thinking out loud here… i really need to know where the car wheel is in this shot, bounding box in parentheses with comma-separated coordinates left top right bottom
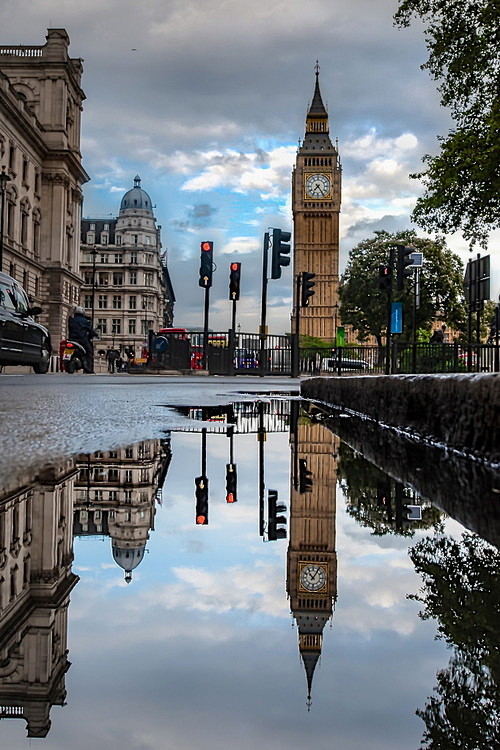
(33, 339, 51, 374)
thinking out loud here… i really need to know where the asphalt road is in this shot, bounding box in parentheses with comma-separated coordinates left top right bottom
(0, 373, 299, 488)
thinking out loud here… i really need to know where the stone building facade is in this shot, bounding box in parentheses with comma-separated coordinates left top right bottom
(80, 177, 174, 359)
(0, 29, 88, 345)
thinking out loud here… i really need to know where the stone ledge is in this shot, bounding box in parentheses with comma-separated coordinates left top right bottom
(301, 373, 499, 464)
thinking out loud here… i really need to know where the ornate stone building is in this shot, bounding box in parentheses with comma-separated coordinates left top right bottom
(292, 66, 342, 339)
(287, 414, 338, 704)
(0, 462, 78, 737)
(80, 177, 174, 358)
(0, 29, 88, 345)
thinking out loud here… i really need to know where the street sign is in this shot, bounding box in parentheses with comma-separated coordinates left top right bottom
(410, 252, 423, 267)
(391, 302, 403, 334)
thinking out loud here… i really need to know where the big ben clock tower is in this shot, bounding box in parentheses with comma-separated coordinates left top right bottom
(287, 411, 338, 705)
(292, 64, 342, 339)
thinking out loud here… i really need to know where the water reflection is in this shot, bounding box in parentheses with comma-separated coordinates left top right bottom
(0, 398, 498, 747)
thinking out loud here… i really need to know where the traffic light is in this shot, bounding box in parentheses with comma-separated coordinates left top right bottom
(298, 458, 313, 493)
(199, 241, 213, 288)
(271, 228, 291, 279)
(195, 475, 209, 524)
(301, 271, 316, 307)
(225, 463, 237, 503)
(378, 265, 392, 291)
(229, 262, 241, 301)
(396, 245, 414, 291)
(268, 489, 287, 541)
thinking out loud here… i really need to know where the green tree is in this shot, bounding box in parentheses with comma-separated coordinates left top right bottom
(409, 533, 500, 748)
(394, 0, 500, 247)
(339, 230, 466, 343)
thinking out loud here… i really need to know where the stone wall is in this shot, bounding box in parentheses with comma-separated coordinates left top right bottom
(301, 373, 499, 464)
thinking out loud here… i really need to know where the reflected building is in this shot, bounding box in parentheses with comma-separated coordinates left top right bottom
(287, 416, 338, 705)
(0, 461, 78, 737)
(73, 440, 171, 582)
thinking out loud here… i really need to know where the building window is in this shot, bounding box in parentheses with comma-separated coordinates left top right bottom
(129, 295, 136, 309)
(84, 294, 93, 308)
(145, 236, 151, 245)
(90, 223, 95, 230)
(101, 234, 108, 245)
(100, 254, 108, 263)
(112, 318, 121, 335)
(131, 234, 138, 244)
(130, 271, 137, 285)
(142, 320, 152, 335)
(113, 272, 123, 286)
(98, 295, 107, 309)
(112, 295, 122, 309)
(144, 272, 153, 286)
(97, 318, 107, 333)
(22, 158, 29, 184)
(130, 251, 137, 264)
(98, 273, 109, 286)
(145, 253, 153, 264)
(116, 234, 122, 245)
(87, 233, 94, 245)
(84, 271, 93, 285)
(125, 469, 133, 483)
(128, 319, 136, 334)
(115, 254, 123, 264)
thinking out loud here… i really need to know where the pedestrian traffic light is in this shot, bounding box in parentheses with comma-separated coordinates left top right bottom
(268, 489, 287, 541)
(271, 228, 291, 279)
(199, 241, 213, 288)
(226, 462, 237, 503)
(298, 458, 313, 493)
(195, 475, 209, 524)
(378, 265, 392, 291)
(396, 245, 414, 290)
(229, 262, 241, 301)
(301, 271, 316, 307)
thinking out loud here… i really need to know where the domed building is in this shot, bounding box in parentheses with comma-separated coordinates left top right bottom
(79, 176, 175, 364)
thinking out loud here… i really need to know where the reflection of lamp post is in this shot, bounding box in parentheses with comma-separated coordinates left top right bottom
(90, 247, 98, 330)
(0, 166, 12, 274)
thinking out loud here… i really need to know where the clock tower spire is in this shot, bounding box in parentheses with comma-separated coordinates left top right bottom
(292, 64, 342, 340)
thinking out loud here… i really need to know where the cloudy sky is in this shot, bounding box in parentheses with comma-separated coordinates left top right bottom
(2, 0, 498, 332)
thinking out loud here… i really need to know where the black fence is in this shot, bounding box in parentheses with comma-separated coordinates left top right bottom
(141, 331, 499, 377)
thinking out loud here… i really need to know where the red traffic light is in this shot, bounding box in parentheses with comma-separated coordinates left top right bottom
(226, 493, 235, 503)
(230, 262, 239, 271)
(201, 241, 212, 252)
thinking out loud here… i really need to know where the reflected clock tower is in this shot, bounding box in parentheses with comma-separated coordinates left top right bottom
(287, 412, 339, 704)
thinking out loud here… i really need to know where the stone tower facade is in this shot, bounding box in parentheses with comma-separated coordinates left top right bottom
(292, 66, 341, 340)
(287, 415, 338, 704)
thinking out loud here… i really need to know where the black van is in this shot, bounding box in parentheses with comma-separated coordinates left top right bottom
(0, 272, 51, 373)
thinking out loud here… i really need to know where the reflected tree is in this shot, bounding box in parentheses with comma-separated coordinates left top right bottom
(409, 533, 500, 749)
(338, 443, 441, 537)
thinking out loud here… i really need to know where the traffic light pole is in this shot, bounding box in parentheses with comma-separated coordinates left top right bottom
(385, 246, 395, 375)
(202, 286, 210, 370)
(291, 274, 301, 378)
(259, 232, 269, 377)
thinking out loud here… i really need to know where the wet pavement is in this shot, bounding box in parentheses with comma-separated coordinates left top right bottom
(0, 379, 498, 749)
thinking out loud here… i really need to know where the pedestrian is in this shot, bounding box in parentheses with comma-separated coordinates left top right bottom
(116, 356, 124, 373)
(106, 348, 118, 373)
(68, 306, 99, 373)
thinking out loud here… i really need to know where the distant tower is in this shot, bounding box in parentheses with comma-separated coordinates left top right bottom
(287, 415, 338, 705)
(292, 63, 342, 339)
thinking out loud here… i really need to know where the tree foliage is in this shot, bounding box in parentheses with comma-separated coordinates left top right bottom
(409, 533, 500, 748)
(339, 230, 466, 343)
(394, 0, 500, 247)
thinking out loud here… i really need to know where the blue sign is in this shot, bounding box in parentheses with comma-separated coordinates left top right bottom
(391, 302, 403, 334)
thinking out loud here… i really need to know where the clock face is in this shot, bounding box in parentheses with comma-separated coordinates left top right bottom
(299, 563, 327, 592)
(305, 173, 331, 199)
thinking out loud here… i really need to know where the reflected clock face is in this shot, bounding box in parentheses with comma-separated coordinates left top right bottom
(305, 173, 331, 198)
(299, 563, 327, 592)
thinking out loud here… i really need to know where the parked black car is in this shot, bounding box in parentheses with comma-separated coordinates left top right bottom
(0, 272, 51, 373)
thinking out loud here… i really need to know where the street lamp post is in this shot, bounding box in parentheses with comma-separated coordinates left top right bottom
(0, 166, 12, 274)
(333, 301, 339, 345)
(90, 247, 98, 330)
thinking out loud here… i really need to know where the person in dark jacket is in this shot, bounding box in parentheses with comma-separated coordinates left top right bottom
(68, 306, 98, 373)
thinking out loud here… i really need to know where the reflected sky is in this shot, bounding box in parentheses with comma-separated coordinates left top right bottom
(0, 399, 497, 749)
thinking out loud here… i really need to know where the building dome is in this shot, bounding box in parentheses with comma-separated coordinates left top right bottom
(119, 175, 154, 215)
(112, 543, 146, 583)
